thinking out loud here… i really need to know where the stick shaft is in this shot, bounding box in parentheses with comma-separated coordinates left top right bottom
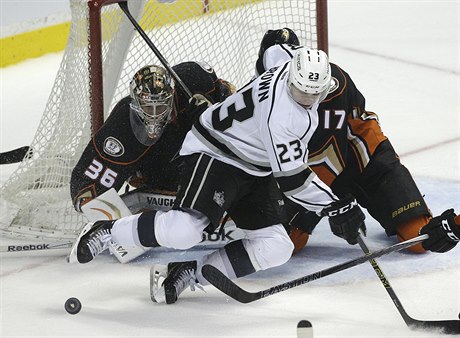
(203, 234, 428, 303)
(118, 1, 193, 99)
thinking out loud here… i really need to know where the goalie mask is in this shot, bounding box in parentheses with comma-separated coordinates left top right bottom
(287, 48, 331, 108)
(129, 65, 174, 146)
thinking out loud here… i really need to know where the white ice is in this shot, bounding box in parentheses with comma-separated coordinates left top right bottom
(1, 1, 459, 337)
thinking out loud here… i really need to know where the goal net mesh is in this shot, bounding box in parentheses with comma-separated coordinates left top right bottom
(0, 0, 326, 241)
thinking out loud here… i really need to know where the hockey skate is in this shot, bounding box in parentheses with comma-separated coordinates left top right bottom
(67, 220, 115, 264)
(150, 260, 202, 304)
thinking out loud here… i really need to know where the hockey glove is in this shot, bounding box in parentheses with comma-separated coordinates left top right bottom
(189, 94, 211, 108)
(322, 194, 366, 245)
(420, 209, 460, 253)
(188, 101, 210, 124)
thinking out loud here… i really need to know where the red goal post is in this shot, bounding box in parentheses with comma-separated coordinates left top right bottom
(0, 0, 328, 242)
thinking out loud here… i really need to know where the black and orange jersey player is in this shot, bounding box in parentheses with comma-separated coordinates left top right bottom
(256, 28, 460, 254)
(70, 62, 234, 213)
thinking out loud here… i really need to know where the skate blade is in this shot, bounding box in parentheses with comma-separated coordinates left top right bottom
(150, 264, 167, 303)
(66, 222, 94, 264)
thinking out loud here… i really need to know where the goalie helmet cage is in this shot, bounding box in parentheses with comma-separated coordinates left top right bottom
(0, 0, 328, 242)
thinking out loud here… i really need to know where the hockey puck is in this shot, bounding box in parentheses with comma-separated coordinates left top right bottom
(65, 297, 82, 315)
(297, 320, 313, 338)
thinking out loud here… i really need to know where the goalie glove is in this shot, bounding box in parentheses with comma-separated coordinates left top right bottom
(258, 28, 300, 60)
(322, 194, 366, 245)
(189, 93, 211, 108)
(187, 101, 210, 125)
(420, 209, 460, 253)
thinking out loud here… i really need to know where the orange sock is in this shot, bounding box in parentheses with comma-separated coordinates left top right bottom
(396, 215, 431, 253)
(289, 228, 309, 255)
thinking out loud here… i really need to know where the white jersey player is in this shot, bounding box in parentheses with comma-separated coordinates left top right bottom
(68, 47, 367, 305)
(181, 49, 336, 214)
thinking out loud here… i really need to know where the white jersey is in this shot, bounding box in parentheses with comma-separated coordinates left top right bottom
(180, 62, 338, 213)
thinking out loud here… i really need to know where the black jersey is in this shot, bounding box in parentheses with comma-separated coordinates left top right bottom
(70, 62, 231, 211)
(258, 44, 388, 186)
(259, 44, 429, 234)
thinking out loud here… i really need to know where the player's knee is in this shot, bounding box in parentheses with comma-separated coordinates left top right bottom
(246, 224, 294, 269)
(154, 209, 209, 250)
(396, 215, 430, 254)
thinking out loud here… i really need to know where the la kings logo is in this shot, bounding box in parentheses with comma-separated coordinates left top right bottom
(213, 191, 225, 207)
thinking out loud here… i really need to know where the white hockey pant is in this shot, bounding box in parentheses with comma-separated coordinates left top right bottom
(111, 209, 209, 250)
(196, 224, 294, 285)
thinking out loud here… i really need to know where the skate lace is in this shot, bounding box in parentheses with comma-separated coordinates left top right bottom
(174, 269, 204, 295)
(87, 229, 112, 257)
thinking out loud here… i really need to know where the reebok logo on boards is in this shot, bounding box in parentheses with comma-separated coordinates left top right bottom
(8, 244, 50, 251)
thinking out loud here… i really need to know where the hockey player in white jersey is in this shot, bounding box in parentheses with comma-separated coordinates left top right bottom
(68, 47, 367, 304)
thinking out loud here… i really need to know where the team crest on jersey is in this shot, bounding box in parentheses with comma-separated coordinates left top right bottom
(213, 191, 225, 207)
(103, 137, 124, 157)
(328, 77, 339, 94)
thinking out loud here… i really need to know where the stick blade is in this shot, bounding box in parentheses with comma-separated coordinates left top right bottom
(297, 320, 313, 338)
(0, 146, 31, 164)
(408, 319, 460, 335)
(202, 264, 260, 303)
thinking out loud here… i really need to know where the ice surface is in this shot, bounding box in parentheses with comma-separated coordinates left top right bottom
(1, 1, 459, 337)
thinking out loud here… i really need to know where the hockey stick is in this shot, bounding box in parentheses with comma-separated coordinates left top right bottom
(0, 146, 31, 165)
(357, 233, 460, 335)
(202, 234, 428, 304)
(118, 1, 193, 99)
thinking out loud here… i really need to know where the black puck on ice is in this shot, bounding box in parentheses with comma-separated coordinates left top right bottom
(297, 320, 313, 338)
(65, 297, 82, 315)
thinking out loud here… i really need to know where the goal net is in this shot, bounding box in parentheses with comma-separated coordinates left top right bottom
(0, 0, 328, 242)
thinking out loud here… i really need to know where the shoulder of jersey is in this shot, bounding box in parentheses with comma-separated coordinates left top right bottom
(323, 63, 346, 101)
(94, 96, 149, 162)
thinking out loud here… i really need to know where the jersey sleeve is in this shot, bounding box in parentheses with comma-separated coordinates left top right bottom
(255, 44, 299, 76)
(261, 105, 337, 214)
(340, 66, 388, 170)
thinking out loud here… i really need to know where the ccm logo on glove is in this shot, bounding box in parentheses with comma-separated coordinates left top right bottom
(442, 219, 460, 241)
(323, 199, 358, 217)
